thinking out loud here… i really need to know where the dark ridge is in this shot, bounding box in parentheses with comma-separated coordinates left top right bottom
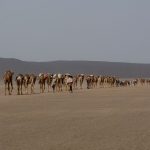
(0, 58, 150, 78)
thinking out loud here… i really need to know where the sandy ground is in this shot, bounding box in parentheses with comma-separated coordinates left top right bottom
(0, 84, 150, 150)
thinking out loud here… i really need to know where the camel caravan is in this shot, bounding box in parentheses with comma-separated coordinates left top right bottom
(2, 70, 150, 96)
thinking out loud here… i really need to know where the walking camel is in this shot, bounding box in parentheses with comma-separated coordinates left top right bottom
(29, 74, 37, 94)
(16, 74, 24, 95)
(78, 74, 84, 89)
(38, 73, 47, 93)
(3, 70, 14, 95)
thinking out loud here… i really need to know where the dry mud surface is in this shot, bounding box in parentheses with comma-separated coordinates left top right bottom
(0, 85, 150, 150)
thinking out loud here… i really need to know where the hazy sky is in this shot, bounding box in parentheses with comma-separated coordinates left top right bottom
(0, 0, 150, 63)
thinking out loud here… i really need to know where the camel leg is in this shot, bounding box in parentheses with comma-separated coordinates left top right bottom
(31, 85, 32, 94)
(41, 84, 43, 93)
(25, 85, 28, 94)
(31, 85, 33, 94)
(32, 85, 34, 94)
(43, 84, 45, 93)
(80, 82, 82, 89)
(20, 85, 22, 95)
(26, 84, 28, 94)
(52, 84, 55, 93)
(48, 84, 49, 92)
(8, 83, 9, 95)
(5, 83, 7, 95)
(61, 85, 63, 92)
(27, 85, 29, 94)
(25, 84, 28, 94)
(39, 84, 41, 93)
(41, 85, 43, 93)
(42, 84, 44, 93)
(8, 83, 11, 95)
(7, 83, 9, 95)
(48, 84, 51, 92)
(17, 86, 20, 95)
(11, 81, 13, 93)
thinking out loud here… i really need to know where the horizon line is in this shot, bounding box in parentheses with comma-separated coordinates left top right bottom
(0, 57, 150, 65)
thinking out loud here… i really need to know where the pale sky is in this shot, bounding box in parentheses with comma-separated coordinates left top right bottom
(0, 0, 150, 63)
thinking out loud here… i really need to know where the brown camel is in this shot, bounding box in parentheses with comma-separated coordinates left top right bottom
(46, 74, 53, 92)
(23, 74, 30, 94)
(86, 75, 92, 89)
(29, 74, 37, 94)
(63, 74, 71, 91)
(66, 75, 73, 93)
(73, 75, 78, 89)
(38, 73, 47, 93)
(56, 74, 63, 92)
(51, 74, 63, 92)
(16, 74, 24, 95)
(3, 70, 14, 95)
(78, 74, 84, 89)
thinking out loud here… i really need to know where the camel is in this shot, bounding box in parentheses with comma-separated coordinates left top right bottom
(146, 79, 150, 85)
(66, 75, 73, 93)
(103, 76, 109, 88)
(86, 75, 91, 89)
(51, 73, 64, 92)
(140, 79, 146, 86)
(89, 75, 94, 88)
(98, 76, 104, 88)
(16, 74, 24, 95)
(46, 74, 53, 92)
(93, 76, 98, 88)
(100, 76, 117, 88)
(73, 75, 78, 89)
(3, 70, 14, 95)
(38, 73, 47, 93)
(63, 73, 71, 91)
(51, 75, 57, 92)
(23, 74, 30, 94)
(56, 74, 63, 92)
(29, 74, 37, 94)
(78, 74, 84, 89)
(86, 75, 96, 89)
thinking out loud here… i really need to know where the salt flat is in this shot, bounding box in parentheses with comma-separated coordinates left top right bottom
(0, 86, 150, 150)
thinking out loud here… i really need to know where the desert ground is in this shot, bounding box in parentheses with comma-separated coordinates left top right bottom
(0, 83, 150, 150)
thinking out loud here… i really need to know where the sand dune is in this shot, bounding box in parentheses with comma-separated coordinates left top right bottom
(0, 85, 150, 150)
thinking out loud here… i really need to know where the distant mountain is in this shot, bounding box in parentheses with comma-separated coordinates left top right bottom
(0, 58, 150, 78)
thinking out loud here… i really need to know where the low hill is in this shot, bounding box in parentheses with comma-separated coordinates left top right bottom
(0, 58, 150, 78)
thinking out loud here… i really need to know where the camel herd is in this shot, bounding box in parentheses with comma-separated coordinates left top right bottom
(2, 70, 150, 96)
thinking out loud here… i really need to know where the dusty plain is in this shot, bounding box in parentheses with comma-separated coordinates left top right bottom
(0, 83, 150, 150)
